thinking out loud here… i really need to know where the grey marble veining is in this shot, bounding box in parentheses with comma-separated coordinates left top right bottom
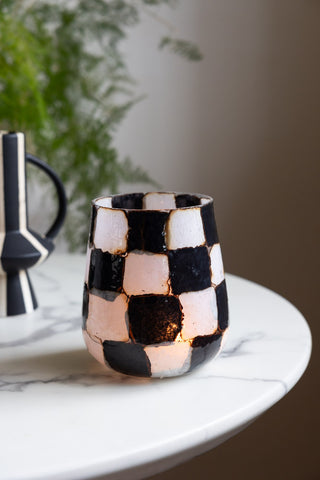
(0, 313, 80, 348)
(0, 256, 311, 480)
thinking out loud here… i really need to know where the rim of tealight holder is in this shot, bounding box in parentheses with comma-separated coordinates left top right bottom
(92, 191, 213, 212)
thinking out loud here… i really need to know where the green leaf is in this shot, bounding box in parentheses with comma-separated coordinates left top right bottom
(159, 36, 203, 61)
(0, 1, 202, 251)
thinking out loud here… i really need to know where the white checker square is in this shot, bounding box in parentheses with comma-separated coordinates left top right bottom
(166, 208, 205, 250)
(84, 245, 92, 284)
(123, 251, 170, 295)
(179, 287, 218, 340)
(95, 197, 112, 208)
(93, 207, 128, 254)
(210, 243, 225, 286)
(86, 292, 129, 342)
(143, 192, 176, 210)
(145, 342, 191, 377)
(82, 330, 106, 366)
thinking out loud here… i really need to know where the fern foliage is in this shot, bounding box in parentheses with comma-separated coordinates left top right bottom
(0, 0, 201, 250)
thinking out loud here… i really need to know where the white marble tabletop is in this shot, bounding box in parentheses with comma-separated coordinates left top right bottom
(0, 255, 311, 480)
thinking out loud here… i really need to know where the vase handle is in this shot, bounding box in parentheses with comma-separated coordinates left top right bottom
(26, 153, 67, 240)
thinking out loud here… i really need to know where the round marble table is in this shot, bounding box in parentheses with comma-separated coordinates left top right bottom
(0, 255, 311, 480)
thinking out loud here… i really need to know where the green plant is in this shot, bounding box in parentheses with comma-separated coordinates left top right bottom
(0, 0, 202, 250)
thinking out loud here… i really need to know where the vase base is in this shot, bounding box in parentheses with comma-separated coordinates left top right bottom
(0, 271, 38, 317)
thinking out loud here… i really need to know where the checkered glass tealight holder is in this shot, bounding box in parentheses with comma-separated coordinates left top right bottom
(82, 192, 229, 378)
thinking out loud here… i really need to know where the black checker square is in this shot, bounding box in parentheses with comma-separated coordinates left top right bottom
(89, 204, 97, 246)
(103, 340, 151, 377)
(190, 332, 222, 371)
(127, 210, 169, 253)
(175, 194, 200, 208)
(128, 295, 182, 344)
(88, 248, 124, 292)
(112, 192, 144, 209)
(168, 246, 211, 295)
(82, 283, 89, 328)
(200, 201, 219, 246)
(216, 280, 229, 330)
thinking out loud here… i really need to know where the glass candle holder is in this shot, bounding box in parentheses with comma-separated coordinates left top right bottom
(82, 192, 228, 378)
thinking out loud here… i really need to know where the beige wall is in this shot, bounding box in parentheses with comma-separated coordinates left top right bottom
(28, 1, 319, 477)
(115, 1, 319, 479)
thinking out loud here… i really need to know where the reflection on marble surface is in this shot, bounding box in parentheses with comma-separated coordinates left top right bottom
(0, 255, 311, 480)
(0, 315, 287, 393)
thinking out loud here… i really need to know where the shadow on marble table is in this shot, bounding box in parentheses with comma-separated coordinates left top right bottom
(0, 348, 154, 392)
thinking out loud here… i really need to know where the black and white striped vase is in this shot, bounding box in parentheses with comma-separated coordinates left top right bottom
(0, 131, 67, 316)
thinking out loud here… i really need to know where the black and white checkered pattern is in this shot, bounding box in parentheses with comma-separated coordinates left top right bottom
(83, 192, 228, 378)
